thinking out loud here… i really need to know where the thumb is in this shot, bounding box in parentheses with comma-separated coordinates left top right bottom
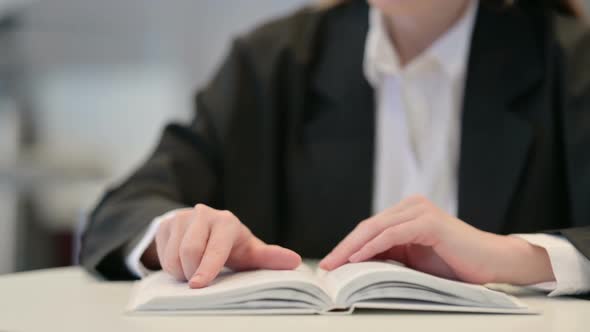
(228, 238, 302, 271)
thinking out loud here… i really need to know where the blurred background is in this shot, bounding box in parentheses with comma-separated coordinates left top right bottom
(0, 0, 310, 275)
(0, 0, 589, 275)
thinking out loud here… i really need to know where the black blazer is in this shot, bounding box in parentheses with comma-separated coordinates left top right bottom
(80, 1, 590, 281)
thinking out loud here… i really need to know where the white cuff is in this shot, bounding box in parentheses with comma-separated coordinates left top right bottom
(513, 233, 590, 296)
(124, 209, 185, 278)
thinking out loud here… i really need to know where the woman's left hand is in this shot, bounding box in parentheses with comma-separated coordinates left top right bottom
(319, 195, 555, 285)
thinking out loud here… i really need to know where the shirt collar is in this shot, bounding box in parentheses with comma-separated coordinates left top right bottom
(364, 0, 479, 85)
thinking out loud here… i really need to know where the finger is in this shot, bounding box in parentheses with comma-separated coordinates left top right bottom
(249, 244, 302, 269)
(163, 220, 189, 281)
(375, 245, 409, 264)
(374, 195, 427, 222)
(189, 222, 238, 288)
(155, 219, 172, 267)
(349, 220, 423, 263)
(319, 207, 419, 270)
(179, 217, 210, 281)
(228, 237, 301, 271)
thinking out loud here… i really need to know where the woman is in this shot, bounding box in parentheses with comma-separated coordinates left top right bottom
(80, 0, 590, 296)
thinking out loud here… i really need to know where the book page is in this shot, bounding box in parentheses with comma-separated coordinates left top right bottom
(129, 263, 332, 312)
(316, 261, 526, 310)
(128, 260, 527, 314)
(315, 261, 407, 300)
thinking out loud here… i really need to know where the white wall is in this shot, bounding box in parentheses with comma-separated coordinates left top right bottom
(21, 0, 311, 182)
(0, 0, 311, 273)
(10, 1, 311, 236)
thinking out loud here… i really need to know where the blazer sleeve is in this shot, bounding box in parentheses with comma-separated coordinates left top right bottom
(555, 17, 590, 261)
(79, 40, 253, 280)
(78, 5, 319, 279)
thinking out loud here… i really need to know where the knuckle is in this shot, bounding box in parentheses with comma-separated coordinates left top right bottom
(422, 212, 438, 223)
(408, 194, 428, 204)
(193, 206, 212, 225)
(217, 211, 240, 229)
(238, 222, 251, 234)
(416, 216, 433, 230)
(219, 210, 235, 220)
(167, 214, 189, 229)
(413, 205, 428, 216)
(194, 204, 209, 216)
(226, 212, 240, 224)
(423, 201, 436, 210)
(175, 209, 193, 220)
(217, 214, 233, 226)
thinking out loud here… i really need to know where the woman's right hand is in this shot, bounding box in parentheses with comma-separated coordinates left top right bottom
(153, 204, 301, 288)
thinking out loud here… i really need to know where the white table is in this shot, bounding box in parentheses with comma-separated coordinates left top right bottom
(1, 267, 589, 332)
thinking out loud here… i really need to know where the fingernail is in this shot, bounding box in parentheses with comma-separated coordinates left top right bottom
(189, 274, 203, 287)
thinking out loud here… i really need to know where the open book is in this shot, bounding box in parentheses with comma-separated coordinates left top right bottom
(128, 261, 533, 315)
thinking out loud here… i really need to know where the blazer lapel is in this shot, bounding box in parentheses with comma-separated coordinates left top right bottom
(458, 5, 545, 232)
(307, 1, 376, 225)
(281, 1, 376, 250)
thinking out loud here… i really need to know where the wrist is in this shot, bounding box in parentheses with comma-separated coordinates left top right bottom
(492, 235, 555, 285)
